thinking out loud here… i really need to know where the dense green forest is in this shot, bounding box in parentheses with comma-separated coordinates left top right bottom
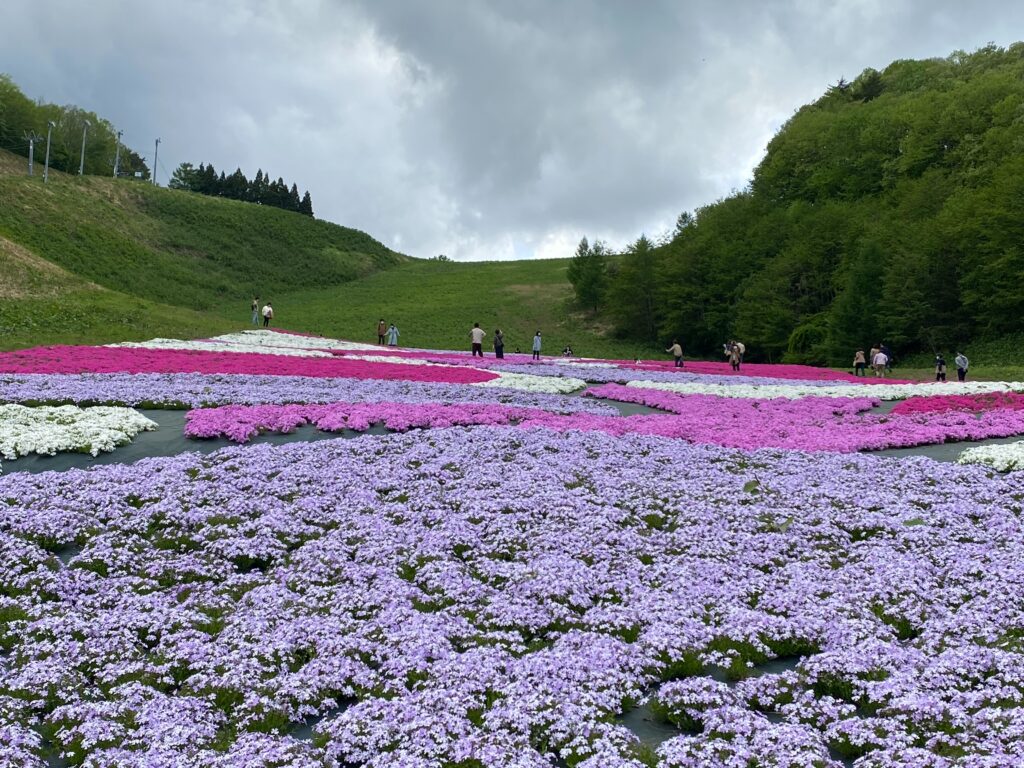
(0, 75, 149, 178)
(169, 162, 314, 217)
(572, 44, 1024, 365)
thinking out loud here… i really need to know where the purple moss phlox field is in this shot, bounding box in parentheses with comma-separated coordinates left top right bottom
(2, 427, 1024, 766)
(0, 373, 615, 414)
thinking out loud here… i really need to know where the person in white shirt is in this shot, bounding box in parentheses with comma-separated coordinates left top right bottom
(955, 352, 969, 382)
(872, 350, 888, 378)
(665, 340, 683, 368)
(470, 323, 486, 357)
(532, 331, 542, 361)
(261, 302, 273, 328)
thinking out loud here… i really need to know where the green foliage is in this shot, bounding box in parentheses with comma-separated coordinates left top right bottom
(0, 74, 147, 178)
(595, 43, 1024, 364)
(606, 235, 659, 341)
(170, 161, 314, 217)
(566, 237, 609, 312)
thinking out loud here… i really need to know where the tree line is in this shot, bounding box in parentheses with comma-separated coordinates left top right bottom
(169, 162, 314, 217)
(569, 44, 1024, 366)
(0, 74, 148, 178)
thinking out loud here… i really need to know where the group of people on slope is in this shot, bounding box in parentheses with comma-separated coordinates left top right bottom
(469, 324, 544, 360)
(251, 297, 274, 328)
(934, 352, 969, 382)
(853, 344, 894, 378)
(376, 319, 401, 347)
(854, 344, 970, 381)
(661, 339, 744, 371)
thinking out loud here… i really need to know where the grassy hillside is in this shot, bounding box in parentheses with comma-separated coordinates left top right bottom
(0, 146, 646, 357)
(277, 258, 642, 359)
(0, 147, 411, 349)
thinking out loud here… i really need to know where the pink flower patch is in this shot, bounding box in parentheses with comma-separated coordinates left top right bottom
(0, 346, 498, 384)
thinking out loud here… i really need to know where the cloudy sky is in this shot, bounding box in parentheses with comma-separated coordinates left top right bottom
(3, 1, 1023, 260)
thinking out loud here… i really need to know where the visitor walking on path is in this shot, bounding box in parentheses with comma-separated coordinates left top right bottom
(251, 297, 260, 327)
(377, 319, 387, 345)
(261, 302, 273, 328)
(869, 344, 881, 369)
(532, 331, 542, 361)
(666, 340, 683, 368)
(470, 323, 486, 357)
(955, 352, 969, 382)
(872, 349, 888, 378)
(935, 355, 947, 382)
(881, 343, 893, 373)
(493, 329, 505, 359)
(728, 344, 741, 372)
(386, 324, 400, 347)
(853, 349, 866, 376)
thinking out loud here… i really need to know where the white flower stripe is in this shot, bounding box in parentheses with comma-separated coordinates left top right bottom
(0, 405, 157, 472)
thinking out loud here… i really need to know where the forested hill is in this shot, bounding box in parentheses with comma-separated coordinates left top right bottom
(593, 43, 1024, 365)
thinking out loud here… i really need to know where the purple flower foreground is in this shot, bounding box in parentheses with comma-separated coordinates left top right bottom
(0, 372, 615, 414)
(1, 427, 1023, 766)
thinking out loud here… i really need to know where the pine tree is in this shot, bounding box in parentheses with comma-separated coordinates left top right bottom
(299, 191, 314, 217)
(288, 183, 301, 211)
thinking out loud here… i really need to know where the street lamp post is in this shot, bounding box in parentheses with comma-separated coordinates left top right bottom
(152, 137, 161, 186)
(113, 130, 123, 178)
(78, 120, 91, 175)
(43, 121, 55, 184)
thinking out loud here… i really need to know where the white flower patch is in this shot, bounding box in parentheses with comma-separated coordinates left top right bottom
(332, 354, 437, 366)
(957, 441, 1024, 472)
(209, 330, 381, 352)
(107, 338, 333, 358)
(625, 379, 1024, 401)
(474, 371, 587, 394)
(0, 405, 157, 472)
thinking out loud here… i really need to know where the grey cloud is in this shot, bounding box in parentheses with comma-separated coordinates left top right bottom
(3, 1, 1024, 261)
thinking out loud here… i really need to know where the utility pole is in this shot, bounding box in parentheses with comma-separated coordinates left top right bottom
(153, 137, 161, 186)
(78, 120, 91, 175)
(23, 131, 42, 176)
(113, 130, 123, 178)
(43, 121, 55, 183)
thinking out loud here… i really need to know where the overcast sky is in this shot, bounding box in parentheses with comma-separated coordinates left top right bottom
(3, 1, 1023, 261)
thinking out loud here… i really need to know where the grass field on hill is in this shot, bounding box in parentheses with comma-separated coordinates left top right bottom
(276, 258, 645, 359)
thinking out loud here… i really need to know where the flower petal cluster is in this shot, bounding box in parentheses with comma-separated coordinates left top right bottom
(957, 440, 1024, 471)
(626, 378, 1024, 401)
(1, 428, 1023, 765)
(0, 404, 156, 471)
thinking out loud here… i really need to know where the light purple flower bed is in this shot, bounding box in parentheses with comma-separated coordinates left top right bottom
(2, 427, 1023, 766)
(0, 373, 616, 414)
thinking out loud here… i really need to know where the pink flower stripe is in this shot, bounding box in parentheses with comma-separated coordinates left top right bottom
(891, 392, 1024, 415)
(188, 391, 1024, 452)
(185, 402, 549, 442)
(575, 383, 1024, 451)
(0, 346, 498, 384)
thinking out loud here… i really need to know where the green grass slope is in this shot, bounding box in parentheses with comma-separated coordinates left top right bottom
(0, 148, 404, 311)
(277, 258, 643, 359)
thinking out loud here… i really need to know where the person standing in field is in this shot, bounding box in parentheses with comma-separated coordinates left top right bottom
(728, 343, 741, 372)
(880, 343, 893, 373)
(261, 302, 273, 328)
(955, 351, 969, 382)
(493, 329, 505, 359)
(387, 324, 400, 347)
(734, 340, 746, 364)
(532, 331, 542, 361)
(869, 344, 881, 369)
(666, 340, 683, 368)
(853, 349, 866, 376)
(935, 355, 947, 382)
(377, 319, 387, 345)
(470, 323, 486, 357)
(872, 348, 888, 378)
(251, 296, 260, 327)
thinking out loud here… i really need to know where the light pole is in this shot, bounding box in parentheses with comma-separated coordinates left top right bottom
(152, 137, 161, 186)
(43, 121, 55, 183)
(24, 131, 42, 176)
(78, 120, 91, 175)
(113, 130, 123, 178)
